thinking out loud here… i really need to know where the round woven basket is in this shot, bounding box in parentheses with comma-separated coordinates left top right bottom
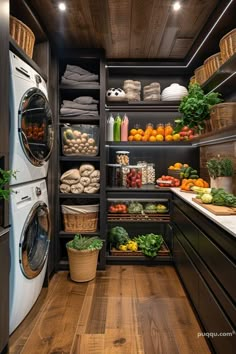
(67, 247, 99, 282)
(194, 65, 207, 85)
(10, 16, 35, 58)
(219, 28, 236, 64)
(204, 52, 222, 79)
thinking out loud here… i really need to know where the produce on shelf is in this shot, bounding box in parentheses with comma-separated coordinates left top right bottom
(119, 240, 138, 252)
(109, 203, 127, 213)
(156, 204, 168, 213)
(109, 226, 129, 248)
(62, 125, 99, 156)
(134, 233, 164, 258)
(156, 175, 180, 187)
(128, 201, 143, 213)
(144, 203, 157, 213)
(179, 166, 199, 179)
(168, 162, 189, 170)
(123, 166, 142, 188)
(181, 178, 209, 191)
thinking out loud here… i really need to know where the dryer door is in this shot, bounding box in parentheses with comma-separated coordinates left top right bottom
(19, 88, 54, 166)
(19, 202, 50, 279)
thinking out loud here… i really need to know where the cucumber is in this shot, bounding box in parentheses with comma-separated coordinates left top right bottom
(189, 174, 199, 179)
(190, 169, 198, 175)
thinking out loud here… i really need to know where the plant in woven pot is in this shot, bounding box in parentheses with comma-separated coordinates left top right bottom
(66, 234, 103, 282)
(175, 83, 222, 134)
(206, 156, 234, 194)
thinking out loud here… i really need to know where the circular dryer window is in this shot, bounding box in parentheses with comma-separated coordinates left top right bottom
(20, 202, 50, 279)
(19, 88, 54, 166)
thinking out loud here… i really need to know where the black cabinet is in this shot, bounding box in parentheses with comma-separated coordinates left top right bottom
(0, 229, 9, 354)
(173, 195, 236, 354)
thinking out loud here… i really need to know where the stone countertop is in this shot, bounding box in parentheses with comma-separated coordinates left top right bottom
(172, 188, 236, 238)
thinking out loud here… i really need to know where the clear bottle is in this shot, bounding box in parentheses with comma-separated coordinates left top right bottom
(121, 113, 129, 141)
(113, 113, 122, 141)
(107, 113, 114, 141)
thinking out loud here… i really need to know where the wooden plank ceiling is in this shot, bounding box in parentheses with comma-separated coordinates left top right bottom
(27, 0, 219, 59)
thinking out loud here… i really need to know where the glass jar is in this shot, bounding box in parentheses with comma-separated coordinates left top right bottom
(147, 163, 156, 184)
(137, 161, 148, 184)
(145, 122, 154, 130)
(156, 123, 165, 136)
(115, 151, 130, 165)
(121, 165, 142, 188)
(164, 122, 173, 136)
(107, 164, 122, 187)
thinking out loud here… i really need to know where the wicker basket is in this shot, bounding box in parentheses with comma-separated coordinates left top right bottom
(210, 102, 236, 130)
(167, 169, 182, 180)
(67, 247, 99, 282)
(10, 16, 35, 58)
(62, 204, 99, 232)
(189, 75, 197, 85)
(219, 28, 236, 64)
(194, 65, 207, 85)
(204, 53, 222, 79)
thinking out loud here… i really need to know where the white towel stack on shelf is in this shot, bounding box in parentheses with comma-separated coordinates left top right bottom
(61, 64, 99, 88)
(60, 96, 99, 117)
(123, 80, 141, 102)
(143, 82, 161, 101)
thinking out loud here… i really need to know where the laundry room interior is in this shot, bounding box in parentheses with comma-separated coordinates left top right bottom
(0, 0, 236, 353)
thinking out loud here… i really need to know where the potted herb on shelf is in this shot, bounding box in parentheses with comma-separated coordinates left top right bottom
(175, 83, 222, 134)
(206, 156, 234, 193)
(66, 234, 103, 282)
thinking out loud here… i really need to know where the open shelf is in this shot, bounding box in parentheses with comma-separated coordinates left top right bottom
(59, 231, 100, 238)
(60, 156, 100, 161)
(106, 185, 171, 192)
(106, 141, 192, 146)
(201, 53, 236, 95)
(59, 193, 100, 199)
(59, 115, 100, 122)
(60, 85, 100, 91)
(192, 125, 236, 146)
(105, 101, 180, 112)
(107, 213, 170, 223)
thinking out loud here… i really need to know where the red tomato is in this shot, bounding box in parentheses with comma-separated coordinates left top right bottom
(182, 126, 189, 132)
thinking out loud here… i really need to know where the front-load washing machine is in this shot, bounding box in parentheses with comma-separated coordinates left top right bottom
(9, 179, 50, 334)
(9, 51, 54, 186)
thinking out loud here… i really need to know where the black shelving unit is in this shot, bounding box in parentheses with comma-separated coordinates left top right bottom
(105, 101, 180, 112)
(56, 49, 106, 271)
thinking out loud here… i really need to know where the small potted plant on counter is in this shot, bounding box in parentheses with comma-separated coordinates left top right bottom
(175, 83, 222, 134)
(66, 234, 103, 282)
(206, 156, 234, 193)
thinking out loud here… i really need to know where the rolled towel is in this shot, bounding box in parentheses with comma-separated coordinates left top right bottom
(60, 184, 71, 193)
(60, 169, 80, 185)
(70, 183, 84, 194)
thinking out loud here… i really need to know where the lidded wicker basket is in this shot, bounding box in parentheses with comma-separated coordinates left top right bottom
(204, 53, 222, 79)
(210, 102, 236, 130)
(219, 28, 236, 64)
(194, 65, 207, 85)
(10, 16, 35, 58)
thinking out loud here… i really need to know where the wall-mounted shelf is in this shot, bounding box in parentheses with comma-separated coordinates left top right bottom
(59, 85, 100, 91)
(192, 126, 236, 147)
(201, 53, 236, 95)
(59, 115, 100, 122)
(10, 37, 47, 81)
(59, 231, 100, 238)
(105, 101, 180, 112)
(106, 141, 192, 146)
(59, 193, 100, 198)
(59, 156, 100, 161)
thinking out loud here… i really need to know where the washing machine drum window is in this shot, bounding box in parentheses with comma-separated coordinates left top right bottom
(19, 88, 54, 166)
(20, 202, 50, 279)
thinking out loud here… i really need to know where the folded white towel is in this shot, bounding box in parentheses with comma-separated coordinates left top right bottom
(64, 71, 98, 82)
(62, 100, 97, 111)
(66, 64, 92, 76)
(60, 108, 98, 116)
(73, 96, 98, 104)
(61, 77, 99, 88)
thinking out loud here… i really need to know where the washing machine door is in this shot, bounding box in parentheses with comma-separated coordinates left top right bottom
(19, 202, 50, 279)
(19, 88, 54, 166)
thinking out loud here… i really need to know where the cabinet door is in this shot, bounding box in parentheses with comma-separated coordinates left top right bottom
(0, 230, 9, 352)
(173, 226, 198, 309)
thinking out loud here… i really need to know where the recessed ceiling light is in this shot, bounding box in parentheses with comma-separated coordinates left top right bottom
(58, 2, 66, 11)
(173, 1, 181, 11)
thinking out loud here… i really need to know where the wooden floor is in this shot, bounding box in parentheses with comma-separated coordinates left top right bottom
(9, 266, 211, 354)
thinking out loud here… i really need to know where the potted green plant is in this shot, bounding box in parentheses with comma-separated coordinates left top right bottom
(0, 169, 16, 226)
(66, 234, 103, 282)
(206, 156, 234, 193)
(175, 83, 222, 134)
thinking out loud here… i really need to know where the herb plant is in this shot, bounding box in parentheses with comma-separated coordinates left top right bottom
(175, 83, 222, 133)
(66, 234, 103, 251)
(134, 233, 164, 258)
(0, 168, 17, 200)
(206, 157, 234, 179)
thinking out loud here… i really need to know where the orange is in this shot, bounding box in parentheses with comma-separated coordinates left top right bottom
(130, 128, 137, 136)
(169, 166, 175, 170)
(128, 135, 134, 141)
(165, 135, 173, 141)
(151, 129, 157, 136)
(142, 135, 149, 142)
(137, 128, 144, 135)
(156, 134, 164, 141)
(174, 162, 182, 169)
(145, 128, 152, 135)
(183, 163, 189, 168)
(149, 136, 156, 142)
(173, 133, 180, 141)
(134, 133, 142, 141)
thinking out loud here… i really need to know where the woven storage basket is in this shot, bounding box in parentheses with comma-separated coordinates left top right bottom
(194, 65, 207, 85)
(10, 16, 35, 58)
(210, 102, 236, 130)
(67, 247, 99, 282)
(204, 53, 222, 79)
(62, 204, 99, 232)
(167, 169, 182, 180)
(189, 75, 197, 85)
(219, 28, 236, 64)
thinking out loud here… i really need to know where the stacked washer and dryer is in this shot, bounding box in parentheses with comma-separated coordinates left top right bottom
(9, 51, 54, 334)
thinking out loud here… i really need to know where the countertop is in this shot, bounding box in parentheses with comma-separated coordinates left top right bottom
(172, 188, 236, 238)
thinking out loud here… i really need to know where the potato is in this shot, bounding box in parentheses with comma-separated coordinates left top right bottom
(81, 133, 88, 139)
(73, 130, 81, 138)
(80, 143, 85, 148)
(74, 144, 78, 148)
(85, 142, 89, 147)
(66, 139, 71, 145)
(71, 139, 76, 144)
(81, 137, 87, 143)
(76, 138, 81, 144)
(71, 147, 76, 152)
(88, 138, 95, 145)
(69, 142, 73, 147)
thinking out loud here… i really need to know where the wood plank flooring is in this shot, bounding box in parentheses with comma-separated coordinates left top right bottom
(9, 266, 211, 354)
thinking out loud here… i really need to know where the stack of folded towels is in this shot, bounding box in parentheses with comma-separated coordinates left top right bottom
(60, 96, 98, 117)
(143, 82, 161, 101)
(61, 64, 99, 88)
(123, 80, 141, 101)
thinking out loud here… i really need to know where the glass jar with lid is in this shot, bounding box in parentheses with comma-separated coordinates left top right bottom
(147, 163, 156, 184)
(115, 151, 130, 165)
(121, 165, 142, 188)
(137, 161, 147, 184)
(156, 123, 165, 136)
(164, 122, 173, 136)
